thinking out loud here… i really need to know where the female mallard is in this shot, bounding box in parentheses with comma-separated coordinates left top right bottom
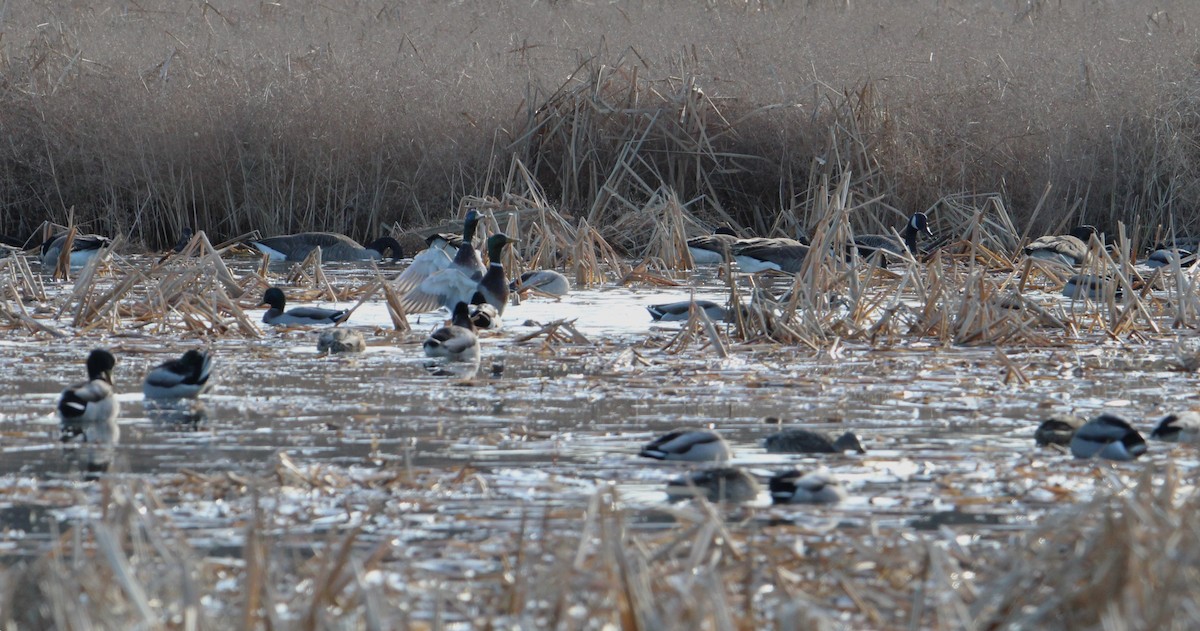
(1150, 412, 1200, 443)
(59, 349, 120, 444)
(510, 270, 571, 297)
(317, 329, 366, 354)
(762, 427, 865, 454)
(647, 300, 729, 322)
(40, 233, 112, 269)
(260, 287, 350, 326)
(1025, 225, 1097, 267)
(666, 467, 761, 503)
(423, 302, 481, 363)
(852, 212, 934, 262)
(769, 469, 847, 505)
(399, 234, 517, 317)
(143, 349, 214, 399)
(249, 232, 403, 262)
(639, 429, 731, 462)
(1069, 413, 1147, 461)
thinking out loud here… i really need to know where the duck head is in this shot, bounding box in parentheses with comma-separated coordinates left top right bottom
(86, 349, 116, 384)
(260, 287, 287, 310)
(485, 233, 518, 263)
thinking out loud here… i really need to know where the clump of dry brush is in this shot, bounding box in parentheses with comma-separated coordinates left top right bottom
(4, 460, 1195, 630)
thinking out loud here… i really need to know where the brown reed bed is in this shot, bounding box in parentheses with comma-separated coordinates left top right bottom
(2, 2, 1199, 252)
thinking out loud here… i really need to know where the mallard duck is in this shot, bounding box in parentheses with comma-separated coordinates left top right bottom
(1062, 274, 1120, 300)
(1033, 415, 1084, 446)
(762, 428, 865, 454)
(647, 300, 729, 322)
(399, 234, 517, 316)
(425, 232, 464, 257)
(666, 467, 761, 503)
(639, 429, 731, 462)
(852, 212, 934, 261)
(143, 349, 214, 399)
(687, 225, 739, 265)
(1069, 413, 1147, 461)
(59, 349, 120, 443)
(732, 238, 810, 274)
(769, 469, 847, 505)
(1025, 225, 1097, 267)
(1142, 247, 1194, 269)
(510, 270, 570, 297)
(1150, 412, 1200, 443)
(423, 302, 480, 363)
(249, 232, 403, 262)
(393, 211, 490, 308)
(317, 328, 366, 354)
(260, 287, 349, 326)
(40, 233, 112, 268)
(468, 303, 501, 330)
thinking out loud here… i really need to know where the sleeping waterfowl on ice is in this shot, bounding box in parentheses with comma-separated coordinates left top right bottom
(143, 349, 214, 399)
(666, 467, 761, 503)
(318, 329, 367, 354)
(40, 233, 112, 269)
(249, 232, 403, 262)
(639, 429, 731, 462)
(762, 427, 866, 454)
(769, 469, 848, 505)
(1150, 412, 1200, 443)
(510, 270, 570, 297)
(1069, 413, 1147, 461)
(647, 300, 729, 322)
(1034, 415, 1084, 447)
(1024, 225, 1097, 267)
(59, 349, 120, 444)
(687, 224, 739, 265)
(732, 238, 810, 274)
(260, 287, 350, 326)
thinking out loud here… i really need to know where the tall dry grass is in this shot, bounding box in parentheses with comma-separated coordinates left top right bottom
(1, 1, 1199, 249)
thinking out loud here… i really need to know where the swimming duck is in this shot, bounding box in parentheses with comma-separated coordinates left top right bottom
(510, 270, 571, 297)
(769, 469, 847, 505)
(40, 233, 112, 269)
(666, 467, 761, 503)
(1150, 412, 1200, 443)
(143, 349, 214, 399)
(1024, 225, 1097, 267)
(731, 238, 811, 273)
(260, 287, 350, 326)
(1069, 413, 1147, 461)
(762, 428, 866, 454)
(249, 232, 403, 262)
(852, 212, 934, 261)
(317, 328, 366, 354)
(647, 300, 729, 322)
(59, 349, 120, 443)
(1033, 415, 1084, 447)
(422, 302, 481, 363)
(639, 429, 731, 462)
(1062, 274, 1120, 300)
(399, 234, 517, 316)
(687, 225, 739, 265)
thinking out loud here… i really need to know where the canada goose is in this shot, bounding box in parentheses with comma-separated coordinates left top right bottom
(666, 467, 761, 503)
(1150, 412, 1200, 443)
(59, 349, 120, 444)
(852, 212, 933, 261)
(647, 300, 729, 322)
(762, 428, 866, 454)
(769, 470, 848, 505)
(249, 232, 403, 262)
(317, 329, 366, 354)
(1024, 225, 1097, 267)
(1062, 274, 1120, 300)
(510, 270, 571, 297)
(143, 349, 214, 399)
(1069, 413, 1147, 461)
(40, 233, 112, 268)
(422, 302, 481, 363)
(687, 225, 739, 265)
(639, 429, 731, 462)
(732, 239, 811, 273)
(1034, 415, 1084, 447)
(399, 234, 517, 316)
(260, 287, 349, 326)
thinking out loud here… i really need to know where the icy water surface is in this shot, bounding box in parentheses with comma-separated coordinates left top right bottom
(1, 258, 1199, 598)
